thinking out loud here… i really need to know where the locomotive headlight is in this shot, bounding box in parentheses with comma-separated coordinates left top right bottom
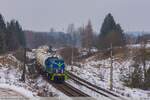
(56, 69, 58, 73)
(61, 70, 64, 73)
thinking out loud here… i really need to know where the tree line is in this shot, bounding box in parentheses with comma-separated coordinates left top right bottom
(25, 13, 126, 50)
(67, 13, 126, 51)
(0, 13, 25, 54)
(25, 31, 72, 48)
(122, 40, 150, 89)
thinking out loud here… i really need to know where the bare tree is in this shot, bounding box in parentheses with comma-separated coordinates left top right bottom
(67, 24, 75, 35)
(81, 20, 94, 51)
(59, 47, 79, 65)
(67, 24, 75, 71)
(139, 39, 147, 83)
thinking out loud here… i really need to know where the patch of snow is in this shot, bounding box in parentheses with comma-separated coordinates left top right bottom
(127, 44, 150, 48)
(0, 84, 33, 97)
(66, 80, 112, 100)
(67, 58, 150, 100)
(26, 52, 35, 59)
(0, 54, 70, 98)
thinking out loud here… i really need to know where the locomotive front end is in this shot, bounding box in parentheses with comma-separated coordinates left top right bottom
(36, 46, 67, 83)
(45, 57, 67, 83)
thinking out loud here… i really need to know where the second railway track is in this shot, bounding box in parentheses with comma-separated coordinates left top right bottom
(67, 71, 128, 100)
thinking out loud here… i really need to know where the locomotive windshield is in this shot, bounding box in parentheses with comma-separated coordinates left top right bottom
(45, 57, 65, 74)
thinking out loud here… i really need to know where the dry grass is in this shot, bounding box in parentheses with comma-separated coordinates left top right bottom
(0, 54, 22, 69)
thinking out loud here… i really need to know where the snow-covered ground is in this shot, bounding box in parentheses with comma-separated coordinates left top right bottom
(127, 44, 150, 48)
(23, 48, 150, 99)
(67, 57, 150, 100)
(27, 47, 150, 99)
(66, 79, 113, 100)
(0, 53, 70, 98)
(0, 83, 33, 97)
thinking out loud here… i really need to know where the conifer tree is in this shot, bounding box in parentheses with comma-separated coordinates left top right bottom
(145, 68, 150, 88)
(6, 20, 26, 51)
(99, 13, 125, 49)
(0, 14, 6, 53)
(15, 21, 26, 47)
(100, 13, 116, 37)
(130, 63, 143, 88)
(6, 20, 19, 50)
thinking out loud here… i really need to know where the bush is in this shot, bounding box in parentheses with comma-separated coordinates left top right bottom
(59, 47, 79, 65)
(13, 48, 25, 62)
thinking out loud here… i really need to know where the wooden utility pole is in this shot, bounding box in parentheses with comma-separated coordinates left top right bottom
(67, 24, 75, 71)
(110, 43, 113, 90)
(21, 47, 26, 82)
(71, 35, 74, 71)
(141, 40, 147, 83)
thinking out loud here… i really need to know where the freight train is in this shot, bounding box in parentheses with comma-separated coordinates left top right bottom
(36, 46, 67, 83)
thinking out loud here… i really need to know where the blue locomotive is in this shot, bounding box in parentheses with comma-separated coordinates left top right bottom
(45, 57, 67, 82)
(36, 50, 67, 83)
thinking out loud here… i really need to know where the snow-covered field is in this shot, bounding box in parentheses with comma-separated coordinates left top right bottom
(2, 48, 149, 99)
(67, 57, 150, 100)
(27, 47, 150, 100)
(0, 53, 69, 98)
(28, 47, 150, 99)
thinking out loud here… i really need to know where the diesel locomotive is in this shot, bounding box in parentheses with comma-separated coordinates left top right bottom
(36, 46, 67, 83)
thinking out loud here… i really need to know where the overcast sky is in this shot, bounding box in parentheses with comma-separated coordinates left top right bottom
(0, 0, 149, 33)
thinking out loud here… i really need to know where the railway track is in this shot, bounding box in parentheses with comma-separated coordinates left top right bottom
(31, 52, 126, 99)
(31, 60, 90, 97)
(67, 71, 128, 100)
(39, 67, 126, 99)
(52, 82, 90, 97)
(41, 73, 90, 97)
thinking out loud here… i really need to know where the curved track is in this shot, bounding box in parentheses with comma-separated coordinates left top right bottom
(67, 71, 127, 100)
(42, 73, 90, 97)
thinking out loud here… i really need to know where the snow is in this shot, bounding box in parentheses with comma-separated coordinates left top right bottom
(66, 80, 112, 100)
(26, 52, 35, 59)
(67, 57, 150, 100)
(91, 47, 98, 53)
(127, 44, 150, 48)
(3, 48, 149, 99)
(0, 66, 34, 97)
(32, 75, 70, 98)
(0, 53, 70, 98)
(0, 84, 33, 97)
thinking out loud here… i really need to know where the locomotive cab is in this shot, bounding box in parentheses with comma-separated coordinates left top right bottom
(45, 57, 67, 83)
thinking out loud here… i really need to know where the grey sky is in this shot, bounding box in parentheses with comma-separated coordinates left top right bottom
(0, 0, 149, 32)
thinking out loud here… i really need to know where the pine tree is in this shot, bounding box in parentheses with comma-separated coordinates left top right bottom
(6, 20, 19, 50)
(98, 13, 125, 49)
(145, 68, 150, 89)
(0, 14, 6, 32)
(15, 21, 26, 47)
(130, 63, 143, 88)
(6, 20, 26, 51)
(116, 24, 126, 46)
(0, 14, 6, 53)
(100, 13, 116, 37)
